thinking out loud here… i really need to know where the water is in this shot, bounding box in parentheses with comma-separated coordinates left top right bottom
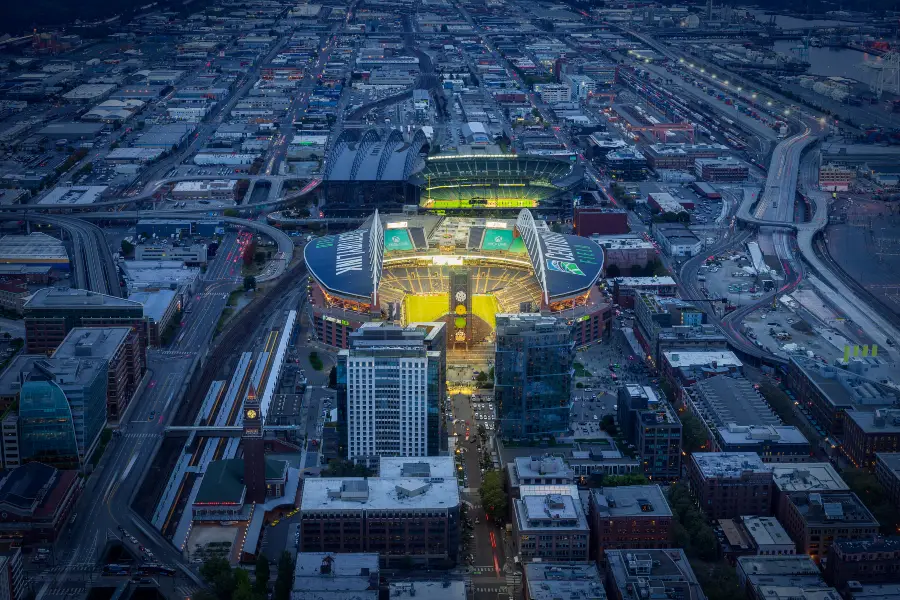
(746, 9, 858, 29)
(773, 41, 880, 82)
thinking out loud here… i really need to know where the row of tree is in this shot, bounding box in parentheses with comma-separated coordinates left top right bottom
(195, 553, 293, 600)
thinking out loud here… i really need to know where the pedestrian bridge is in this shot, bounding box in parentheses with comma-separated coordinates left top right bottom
(163, 425, 300, 437)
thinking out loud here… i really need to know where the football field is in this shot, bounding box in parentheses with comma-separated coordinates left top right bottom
(403, 294, 448, 324)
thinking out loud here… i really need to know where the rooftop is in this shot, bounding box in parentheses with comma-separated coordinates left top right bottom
(194, 458, 288, 505)
(741, 516, 794, 549)
(787, 491, 878, 527)
(512, 455, 575, 481)
(128, 289, 178, 323)
(691, 452, 770, 479)
(789, 356, 900, 410)
(845, 408, 900, 434)
(605, 549, 705, 600)
(688, 375, 781, 430)
(53, 328, 130, 361)
(736, 554, 821, 577)
(847, 584, 900, 600)
(25, 287, 143, 312)
(664, 351, 742, 369)
(0, 233, 67, 261)
(606, 276, 676, 287)
(293, 552, 379, 592)
(717, 424, 809, 447)
(590, 484, 673, 517)
(0, 462, 59, 512)
(388, 581, 466, 600)
(831, 535, 900, 556)
(378, 456, 456, 479)
(39, 185, 107, 206)
(769, 463, 849, 493)
(524, 563, 606, 600)
(300, 477, 460, 511)
(752, 586, 839, 600)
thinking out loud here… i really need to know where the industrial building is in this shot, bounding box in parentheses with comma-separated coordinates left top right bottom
(875, 452, 900, 509)
(292, 553, 379, 600)
(574, 207, 629, 237)
(650, 222, 701, 257)
(39, 185, 107, 206)
(171, 180, 237, 200)
(128, 289, 180, 347)
(120, 260, 201, 295)
(134, 243, 208, 266)
(695, 157, 749, 182)
(0, 233, 69, 271)
(842, 408, 900, 468)
(592, 238, 657, 276)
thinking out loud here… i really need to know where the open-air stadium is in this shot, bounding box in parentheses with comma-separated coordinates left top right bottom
(304, 210, 611, 349)
(417, 154, 579, 210)
(320, 127, 582, 216)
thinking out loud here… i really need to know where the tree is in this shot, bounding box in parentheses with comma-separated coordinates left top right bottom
(602, 473, 649, 487)
(255, 555, 270, 594)
(243, 275, 257, 291)
(601, 414, 617, 435)
(679, 411, 709, 454)
(476, 371, 488, 384)
(479, 470, 508, 521)
(274, 552, 294, 600)
(120, 239, 135, 257)
(440, 24, 448, 32)
(199, 556, 236, 600)
(328, 366, 337, 388)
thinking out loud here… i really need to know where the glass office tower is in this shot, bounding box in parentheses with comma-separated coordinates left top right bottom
(18, 381, 80, 469)
(495, 314, 574, 439)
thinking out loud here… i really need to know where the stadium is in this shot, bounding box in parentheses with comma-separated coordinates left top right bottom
(304, 209, 611, 350)
(319, 127, 582, 218)
(415, 154, 581, 212)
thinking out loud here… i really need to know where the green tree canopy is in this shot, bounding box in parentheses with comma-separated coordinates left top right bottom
(479, 470, 508, 520)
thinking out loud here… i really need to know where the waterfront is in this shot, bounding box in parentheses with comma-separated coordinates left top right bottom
(773, 41, 880, 83)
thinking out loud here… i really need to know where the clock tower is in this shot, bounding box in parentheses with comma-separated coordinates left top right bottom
(242, 384, 267, 503)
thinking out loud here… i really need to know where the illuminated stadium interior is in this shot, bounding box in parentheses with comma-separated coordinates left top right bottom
(305, 210, 607, 348)
(418, 155, 579, 210)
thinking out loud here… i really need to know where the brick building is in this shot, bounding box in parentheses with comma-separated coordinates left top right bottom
(687, 453, 773, 519)
(825, 536, 900, 591)
(588, 485, 673, 561)
(780, 491, 879, 561)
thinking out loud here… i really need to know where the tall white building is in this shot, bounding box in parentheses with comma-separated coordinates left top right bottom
(338, 323, 446, 467)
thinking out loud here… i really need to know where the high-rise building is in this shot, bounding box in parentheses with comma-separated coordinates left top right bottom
(337, 322, 445, 467)
(52, 327, 145, 421)
(495, 314, 573, 440)
(17, 358, 107, 469)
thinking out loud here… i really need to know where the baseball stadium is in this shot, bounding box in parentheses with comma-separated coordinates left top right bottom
(304, 209, 611, 350)
(320, 127, 582, 217)
(416, 154, 581, 211)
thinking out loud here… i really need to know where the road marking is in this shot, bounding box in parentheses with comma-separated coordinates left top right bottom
(121, 454, 138, 482)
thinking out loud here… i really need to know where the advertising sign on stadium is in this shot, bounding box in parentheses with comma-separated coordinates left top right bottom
(485, 221, 508, 229)
(385, 221, 408, 229)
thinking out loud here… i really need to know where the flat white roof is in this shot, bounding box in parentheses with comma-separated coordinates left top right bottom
(172, 180, 237, 191)
(692, 452, 769, 479)
(593, 237, 656, 250)
(717, 424, 809, 446)
(301, 477, 460, 511)
(741, 516, 793, 549)
(389, 581, 466, 600)
(664, 350, 742, 368)
(769, 463, 849, 492)
(39, 185, 107, 205)
(606, 276, 676, 286)
(378, 456, 456, 479)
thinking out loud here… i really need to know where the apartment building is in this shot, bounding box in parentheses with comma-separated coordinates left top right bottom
(616, 384, 682, 481)
(588, 485, 673, 561)
(687, 453, 773, 519)
(513, 484, 590, 563)
(780, 491, 879, 561)
(825, 536, 900, 591)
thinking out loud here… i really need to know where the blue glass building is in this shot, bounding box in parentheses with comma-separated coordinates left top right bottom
(18, 358, 108, 469)
(495, 314, 574, 439)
